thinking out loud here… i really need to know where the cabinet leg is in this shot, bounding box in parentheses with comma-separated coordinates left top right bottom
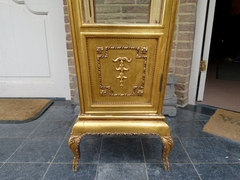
(160, 136, 174, 171)
(68, 135, 82, 171)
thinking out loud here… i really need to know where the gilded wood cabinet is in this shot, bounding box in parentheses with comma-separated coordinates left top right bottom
(67, 0, 178, 172)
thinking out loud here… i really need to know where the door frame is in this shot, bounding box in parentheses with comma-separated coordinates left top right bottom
(188, 0, 216, 105)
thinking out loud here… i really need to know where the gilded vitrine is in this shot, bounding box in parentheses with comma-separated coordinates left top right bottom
(67, 0, 178, 172)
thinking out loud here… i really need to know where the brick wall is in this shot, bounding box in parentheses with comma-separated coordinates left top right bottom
(63, 0, 198, 106)
(94, 0, 150, 24)
(170, 0, 197, 106)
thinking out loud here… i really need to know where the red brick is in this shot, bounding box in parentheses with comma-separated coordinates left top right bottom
(69, 67, 76, 74)
(96, 6, 120, 13)
(176, 50, 192, 59)
(175, 83, 189, 91)
(179, 4, 196, 13)
(180, 0, 197, 3)
(122, 6, 149, 13)
(66, 42, 73, 50)
(178, 23, 195, 31)
(175, 66, 191, 75)
(177, 42, 193, 49)
(175, 59, 191, 67)
(105, 0, 135, 4)
(179, 14, 196, 22)
(177, 32, 194, 41)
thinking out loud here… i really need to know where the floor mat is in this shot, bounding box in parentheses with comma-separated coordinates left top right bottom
(203, 109, 240, 142)
(216, 63, 240, 81)
(0, 99, 53, 123)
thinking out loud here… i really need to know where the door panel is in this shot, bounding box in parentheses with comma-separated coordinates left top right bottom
(0, 0, 70, 99)
(86, 37, 160, 106)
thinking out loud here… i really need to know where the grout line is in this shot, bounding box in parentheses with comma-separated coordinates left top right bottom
(94, 136, 104, 180)
(140, 137, 150, 180)
(177, 137, 203, 180)
(2, 108, 54, 168)
(41, 114, 76, 180)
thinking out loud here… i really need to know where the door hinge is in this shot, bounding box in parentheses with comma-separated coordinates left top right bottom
(200, 60, 207, 71)
(159, 74, 163, 92)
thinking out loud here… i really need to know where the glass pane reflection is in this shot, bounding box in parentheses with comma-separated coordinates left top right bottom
(82, 0, 163, 24)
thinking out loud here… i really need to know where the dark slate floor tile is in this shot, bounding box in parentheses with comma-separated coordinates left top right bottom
(0, 124, 6, 130)
(96, 163, 147, 180)
(8, 138, 62, 163)
(164, 119, 178, 138)
(181, 137, 238, 163)
(174, 108, 197, 121)
(0, 163, 48, 180)
(217, 138, 240, 158)
(100, 137, 144, 163)
(30, 121, 72, 138)
(181, 104, 216, 116)
(229, 164, 240, 178)
(195, 164, 240, 180)
(44, 164, 97, 180)
(44, 105, 75, 121)
(194, 112, 211, 121)
(0, 138, 25, 162)
(51, 100, 73, 106)
(0, 120, 41, 138)
(54, 136, 101, 163)
(147, 163, 200, 180)
(142, 138, 190, 163)
(173, 121, 212, 137)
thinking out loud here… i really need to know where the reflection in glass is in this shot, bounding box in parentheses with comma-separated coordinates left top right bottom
(82, 0, 163, 24)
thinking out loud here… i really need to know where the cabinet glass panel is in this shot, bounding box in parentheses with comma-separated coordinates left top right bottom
(82, 0, 165, 24)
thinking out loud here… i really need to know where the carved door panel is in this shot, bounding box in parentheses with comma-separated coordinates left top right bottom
(68, 0, 178, 115)
(0, 0, 70, 99)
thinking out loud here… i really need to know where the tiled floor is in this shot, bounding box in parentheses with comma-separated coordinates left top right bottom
(0, 101, 240, 180)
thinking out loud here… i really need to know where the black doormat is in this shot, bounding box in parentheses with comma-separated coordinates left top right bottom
(216, 63, 240, 81)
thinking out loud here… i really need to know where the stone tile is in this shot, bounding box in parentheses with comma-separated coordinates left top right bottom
(44, 105, 76, 121)
(174, 108, 197, 121)
(54, 136, 101, 163)
(165, 119, 179, 138)
(0, 163, 48, 180)
(0, 120, 42, 138)
(30, 121, 72, 138)
(194, 112, 211, 121)
(217, 138, 240, 159)
(100, 137, 144, 163)
(181, 104, 216, 116)
(0, 138, 25, 162)
(147, 163, 200, 180)
(44, 164, 97, 180)
(229, 164, 240, 178)
(96, 163, 147, 180)
(51, 100, 73, 106)
(181, 137, 238, 163)
(195, 164, 240, 180)
(142, 138, 190, 163)
(173, 121, 212, 138)
(8, 138, 62, 163)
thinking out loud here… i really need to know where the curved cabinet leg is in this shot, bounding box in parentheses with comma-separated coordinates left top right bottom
(68, 135, 83, 171)
(160, 136, 174, 171)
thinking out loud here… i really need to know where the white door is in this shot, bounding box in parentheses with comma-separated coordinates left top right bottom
(188, 0, 216, 104)
(0, 0, 70, 99)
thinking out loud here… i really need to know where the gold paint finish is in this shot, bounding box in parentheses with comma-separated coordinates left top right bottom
(67, 0, 178, 173)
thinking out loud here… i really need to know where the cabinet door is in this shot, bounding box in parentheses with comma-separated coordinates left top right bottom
(68, 0, 178, 115)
